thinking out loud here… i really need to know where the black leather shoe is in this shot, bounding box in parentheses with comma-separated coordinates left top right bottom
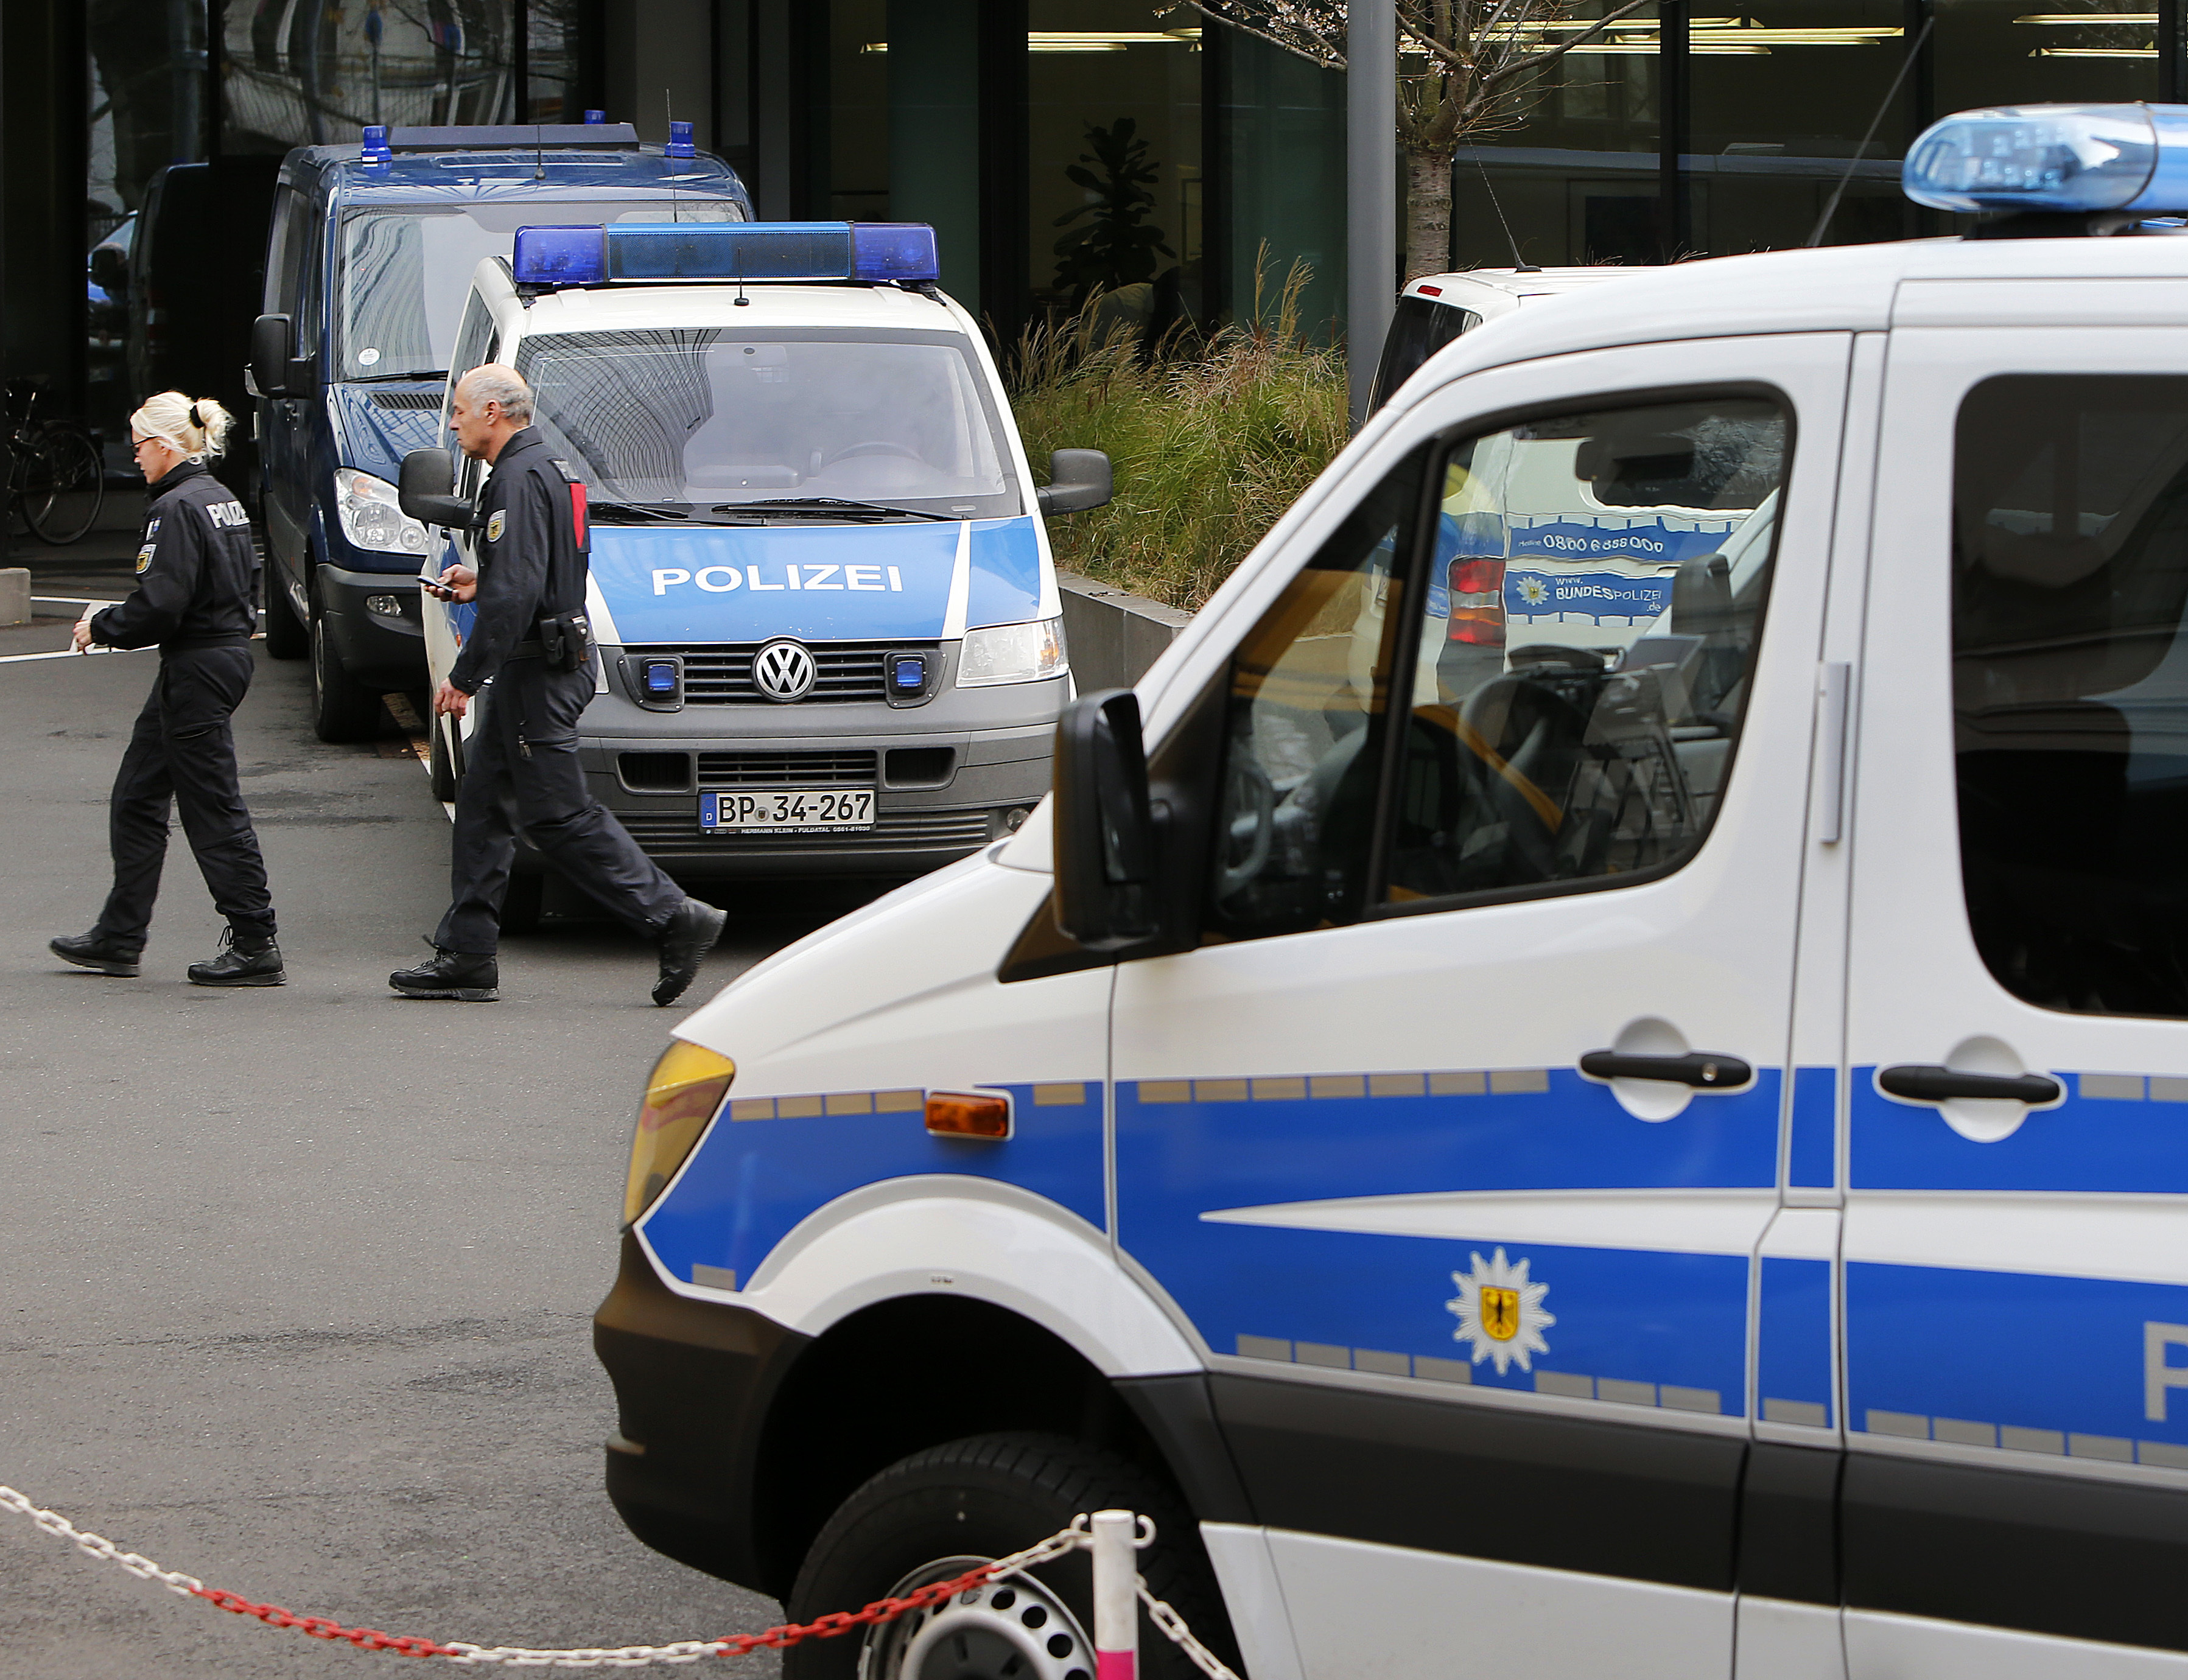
(653, 898, 728, 1007)
(390, 948, 498, 1001)
(50, 930, 141, 977)
(189, 929, 286, 987)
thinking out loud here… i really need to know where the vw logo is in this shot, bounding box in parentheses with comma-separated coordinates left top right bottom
(752, 639, 816, 703)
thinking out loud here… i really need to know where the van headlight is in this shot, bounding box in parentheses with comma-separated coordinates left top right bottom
(333, 467, 429, 555)
(958, 617, 1068, 687)
(622, 1041, 735, 1227)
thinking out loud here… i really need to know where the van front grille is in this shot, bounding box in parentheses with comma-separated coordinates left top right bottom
(696, 751, 877, 786)
(630, 643, 934, 705)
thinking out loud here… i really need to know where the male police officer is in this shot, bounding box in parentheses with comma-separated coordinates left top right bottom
(390, 365, 726, 1005)
(49, 392, 283, 986)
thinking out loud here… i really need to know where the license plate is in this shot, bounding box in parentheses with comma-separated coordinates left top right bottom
(700, 788, 876, 833)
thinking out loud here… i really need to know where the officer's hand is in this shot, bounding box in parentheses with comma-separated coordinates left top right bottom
(433, 679, 471, 719)
(440, 564, 479, 603)
(71, 618, 94, 653)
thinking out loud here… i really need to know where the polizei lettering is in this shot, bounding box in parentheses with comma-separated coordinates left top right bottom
(653, 564, 906, 596)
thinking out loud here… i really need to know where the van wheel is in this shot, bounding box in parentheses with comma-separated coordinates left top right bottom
(429, 714, 458, 802)
(264, 570, 307, 659)
(782, 1433, 1233, 1680)
(500, 867, 545, 934)
(310, 604, 383, 743)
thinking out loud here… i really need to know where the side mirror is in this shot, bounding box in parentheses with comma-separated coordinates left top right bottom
(249, 313, 313, 399)
(1036, 448, 1113, 516)
(399, 447, 476, 529)
(1053, 688, 1160, 949)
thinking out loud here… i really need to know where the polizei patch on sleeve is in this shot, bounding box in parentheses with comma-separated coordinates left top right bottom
(487, 509, 507, 542)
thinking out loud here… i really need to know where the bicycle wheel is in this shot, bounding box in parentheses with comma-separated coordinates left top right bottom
(24, 426, 104, 545)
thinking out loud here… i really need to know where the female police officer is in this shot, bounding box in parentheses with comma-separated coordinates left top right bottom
(48, 392, 284, 987)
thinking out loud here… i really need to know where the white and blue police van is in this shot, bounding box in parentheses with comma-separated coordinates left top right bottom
(410, 221, 1108, 922)
(248, 118, 752, 743)
(597, 104, 2188, 1679)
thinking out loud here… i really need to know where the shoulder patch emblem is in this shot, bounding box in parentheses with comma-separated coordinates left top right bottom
(486, 509, 507, 542)
(135, 545, 155, 575)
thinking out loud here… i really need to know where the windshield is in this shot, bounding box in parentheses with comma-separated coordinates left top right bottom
(337, 198, 746, 380)
(514, 327, 1019, 519)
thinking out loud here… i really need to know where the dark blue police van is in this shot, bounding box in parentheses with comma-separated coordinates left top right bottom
(248, 120, 751, 740)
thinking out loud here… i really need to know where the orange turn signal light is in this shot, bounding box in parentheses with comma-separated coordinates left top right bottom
(925, 1090, 1011, 1140)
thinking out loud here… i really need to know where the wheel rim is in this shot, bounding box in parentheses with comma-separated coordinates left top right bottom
(859, 1556, 1094, 1680)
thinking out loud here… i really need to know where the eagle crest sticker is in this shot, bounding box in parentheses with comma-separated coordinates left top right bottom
(1447, 1248, 1556, 1375)
(486, 509, 507, 543)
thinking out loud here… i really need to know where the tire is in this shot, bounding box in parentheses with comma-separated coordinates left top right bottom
(428, 713, 458, 802)
(264, 567, 308, 659)
(783, 1433, 1235, 1680)
(499, 867, 545, 934)
(23, 426, 103, 545)
(310, 600, 384, 743)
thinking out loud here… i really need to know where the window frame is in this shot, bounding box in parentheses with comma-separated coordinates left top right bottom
(1190, 378, 1803, 945)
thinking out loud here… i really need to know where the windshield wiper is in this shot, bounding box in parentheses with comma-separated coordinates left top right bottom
(588, 501, 692, 525)
(721, 497, 953, 523)
(346, 369, 447, 385)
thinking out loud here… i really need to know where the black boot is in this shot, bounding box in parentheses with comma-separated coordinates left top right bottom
(189, 929, 286, 987)
(653, 898, 728, 1007)
(390, 947, 499, 1002)
(49, 929, 141, 978)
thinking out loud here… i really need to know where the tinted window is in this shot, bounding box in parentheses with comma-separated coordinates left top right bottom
(1368, 296, 1481, 413)
(1954, 376, 2188, 1017)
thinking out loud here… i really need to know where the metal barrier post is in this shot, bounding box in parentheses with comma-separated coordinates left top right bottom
(1089, 1508, 1139, 1680)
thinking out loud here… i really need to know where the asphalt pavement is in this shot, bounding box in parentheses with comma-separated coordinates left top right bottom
(0, 612, 876, 1674)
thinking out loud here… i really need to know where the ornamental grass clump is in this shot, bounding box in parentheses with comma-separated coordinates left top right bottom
(1009, 259, 1348, 612)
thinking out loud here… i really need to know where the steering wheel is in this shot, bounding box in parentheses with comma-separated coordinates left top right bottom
(1215, 758, 1278, 902)
(820, 441, 926, 467)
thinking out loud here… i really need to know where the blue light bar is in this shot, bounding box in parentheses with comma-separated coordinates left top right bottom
(360, 124, 392, 167)
(850, 224, 941, 283)
(1905, 103, 2188, 215)
(512, 221, 942, 288)
(666, 119, 696, 160)
(513, 225, 608, 287)
(584, 109, 606, 124)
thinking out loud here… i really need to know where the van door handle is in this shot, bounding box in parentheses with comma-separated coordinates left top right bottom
(1579, 1051, 1753, 1088)
(1877, 1065, 2061, 1105)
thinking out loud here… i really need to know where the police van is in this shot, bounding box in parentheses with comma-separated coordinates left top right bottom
(248, 118, 751, 742)
(596, 104, 2188, 1678)
(405, 222, 1103, 912)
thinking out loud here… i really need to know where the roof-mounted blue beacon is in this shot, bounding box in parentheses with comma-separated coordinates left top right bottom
(1905, 103, 2188, 221)
(511, 220, 941, 290)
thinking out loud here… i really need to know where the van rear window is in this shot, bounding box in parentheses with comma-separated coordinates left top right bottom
(1954, 375, 2188, 1018)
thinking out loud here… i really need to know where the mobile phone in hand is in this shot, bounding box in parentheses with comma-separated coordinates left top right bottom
(418, 570, 455, 601)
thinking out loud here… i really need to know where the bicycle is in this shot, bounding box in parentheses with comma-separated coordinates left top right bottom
(6, 380, 105, 545)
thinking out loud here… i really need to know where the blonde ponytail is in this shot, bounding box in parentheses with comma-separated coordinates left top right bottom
(131, 391, 234, 461)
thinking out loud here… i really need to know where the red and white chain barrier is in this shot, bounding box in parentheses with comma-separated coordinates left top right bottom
(0, 1484, 1238, 1677)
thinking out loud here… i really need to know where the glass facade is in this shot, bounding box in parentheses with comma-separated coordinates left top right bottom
(12, 0, 2184, 499)
(1459, 0, 2170, 270)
